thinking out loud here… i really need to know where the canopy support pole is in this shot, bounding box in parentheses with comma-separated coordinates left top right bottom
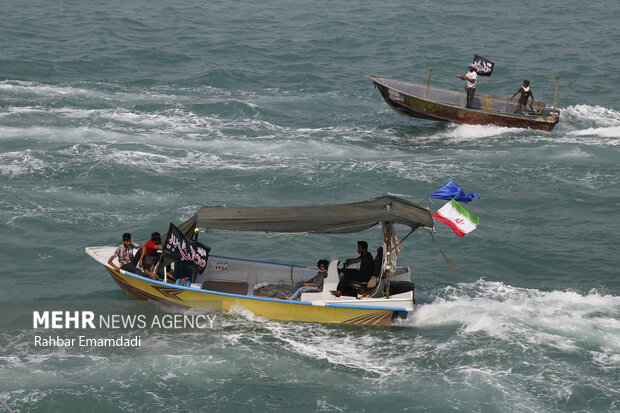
(382, 226, 393, 299)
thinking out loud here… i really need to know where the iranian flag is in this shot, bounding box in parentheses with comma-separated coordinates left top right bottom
(432, 199, 479, 237)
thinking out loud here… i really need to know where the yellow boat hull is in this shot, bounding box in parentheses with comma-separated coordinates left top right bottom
(107, 268, 395, 326)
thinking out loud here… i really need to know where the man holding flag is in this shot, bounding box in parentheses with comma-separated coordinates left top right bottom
(457, 55, 495, 109)
(457, 64, 478, 109)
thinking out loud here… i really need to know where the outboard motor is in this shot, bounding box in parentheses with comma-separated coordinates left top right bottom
(390, 281, 416, 320)
(389, 281, 415, 296)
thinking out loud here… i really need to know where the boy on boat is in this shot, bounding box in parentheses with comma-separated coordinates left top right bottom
(107, 233, 145, 275)
(139, 231, 163, 278)
(509, 80, 534, 113)
(285, 259, 329, 300)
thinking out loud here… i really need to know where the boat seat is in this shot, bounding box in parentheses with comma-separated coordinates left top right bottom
(201, 281, 249, 295)
(308, 259, 340, 301)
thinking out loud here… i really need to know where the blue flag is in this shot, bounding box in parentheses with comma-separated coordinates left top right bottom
(429, 181, 481, 203)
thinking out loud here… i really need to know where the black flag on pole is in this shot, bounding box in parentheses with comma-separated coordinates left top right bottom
(473, 55, 494, 76)
(164, 223, 210, 274)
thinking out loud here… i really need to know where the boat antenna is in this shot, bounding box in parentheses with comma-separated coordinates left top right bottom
(430, 232, 454, 274)
(425, 66, 433, 99)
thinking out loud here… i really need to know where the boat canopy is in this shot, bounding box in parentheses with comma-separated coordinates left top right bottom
(178, 195, 434, 235)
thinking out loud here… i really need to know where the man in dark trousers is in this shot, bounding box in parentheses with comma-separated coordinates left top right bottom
(139, 231, 163, 278)
(457, 64, 478, 109)
(509, 80, 534, 113)
(107, 232, 145, 276)
(332, 241, 374, 297)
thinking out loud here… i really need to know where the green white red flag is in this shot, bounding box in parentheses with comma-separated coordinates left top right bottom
(432, 199, 479, 237)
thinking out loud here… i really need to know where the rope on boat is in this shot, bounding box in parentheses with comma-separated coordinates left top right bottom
(261, 232, 308, 238)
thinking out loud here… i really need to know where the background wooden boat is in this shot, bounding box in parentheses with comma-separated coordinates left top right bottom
(370, 75, 560, 131)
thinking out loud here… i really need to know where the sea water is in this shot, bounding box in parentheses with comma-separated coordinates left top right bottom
(1, 0, 619, 411)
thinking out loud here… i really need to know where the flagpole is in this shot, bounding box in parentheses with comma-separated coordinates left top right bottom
(431, 233, 454, 274)
(425, 66, 432, 99)
(553, 74, 559, 116)
(389, 228, 414, 253)
(416, 196, 429, 206)
(389, 213, 434, 253)
(191, 227, 199, 283)
(153, 252, 165, 281)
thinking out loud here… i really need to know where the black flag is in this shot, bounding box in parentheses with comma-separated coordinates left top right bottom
(473, 55, 494, 76)
(164, 223, 210, 274)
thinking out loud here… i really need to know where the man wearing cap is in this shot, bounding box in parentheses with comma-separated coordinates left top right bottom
(457, 64, 478, 109)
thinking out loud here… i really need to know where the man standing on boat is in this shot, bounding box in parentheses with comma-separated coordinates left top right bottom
(457, 64, 478, 109)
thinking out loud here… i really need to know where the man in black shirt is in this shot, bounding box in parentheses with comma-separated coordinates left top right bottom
(333, 241, 374, 297)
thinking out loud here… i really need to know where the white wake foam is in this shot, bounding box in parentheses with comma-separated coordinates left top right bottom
(560, 104, 620, 142)
(410, 279, 620, 359)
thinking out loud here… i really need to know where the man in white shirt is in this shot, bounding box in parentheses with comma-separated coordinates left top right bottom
(457, 64, 478, 109)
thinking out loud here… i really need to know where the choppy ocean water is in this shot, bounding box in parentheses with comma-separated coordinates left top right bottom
(1, 0, 619, 411)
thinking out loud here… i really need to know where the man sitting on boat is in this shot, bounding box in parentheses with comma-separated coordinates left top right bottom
(332, 241, 374, 297)
(457, 64, 478, 109)
(285, 259, 329, 300)
(139, 231, 163, 279)
(107, 233, 145, 275)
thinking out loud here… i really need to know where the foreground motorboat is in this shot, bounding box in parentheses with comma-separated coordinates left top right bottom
(86, 196, 435, 326)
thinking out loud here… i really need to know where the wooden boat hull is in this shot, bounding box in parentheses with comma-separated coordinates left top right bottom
(370, 75, 560, 131)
